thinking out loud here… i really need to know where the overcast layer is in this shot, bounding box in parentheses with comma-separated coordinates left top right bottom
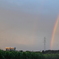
(0, 0, 59, 51)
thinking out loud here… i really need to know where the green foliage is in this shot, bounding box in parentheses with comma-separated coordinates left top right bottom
(1, 49, 59, 59)
(44, 54, 59, 59)
(0, 50, 5, 59)
(0, 50, 44, 59)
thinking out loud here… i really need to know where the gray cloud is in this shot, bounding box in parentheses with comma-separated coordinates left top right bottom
(0, 0, 59, 50)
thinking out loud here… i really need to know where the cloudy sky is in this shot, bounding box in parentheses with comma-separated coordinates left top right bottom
(0, 0, 59, 51)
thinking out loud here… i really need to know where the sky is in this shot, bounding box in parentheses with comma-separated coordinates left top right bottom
(0, 0, 59, 51)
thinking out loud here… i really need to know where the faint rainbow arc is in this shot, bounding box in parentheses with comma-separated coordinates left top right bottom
(50, 15, 59, 49)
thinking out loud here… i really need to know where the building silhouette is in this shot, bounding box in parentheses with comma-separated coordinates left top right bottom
(6, 47, 16, 51)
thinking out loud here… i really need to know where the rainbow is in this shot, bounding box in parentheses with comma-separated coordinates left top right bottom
(50, 15, 59, 49)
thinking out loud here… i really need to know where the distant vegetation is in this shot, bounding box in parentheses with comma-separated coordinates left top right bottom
(0, 49, 59, 59)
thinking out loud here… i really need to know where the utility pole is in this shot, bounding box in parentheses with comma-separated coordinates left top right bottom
(44, 37, 46, 51)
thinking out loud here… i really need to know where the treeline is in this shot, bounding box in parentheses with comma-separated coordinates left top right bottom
(0, 49, 59, 59)
(0, 50, 44, 59)
(42, 50, 59, 54)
